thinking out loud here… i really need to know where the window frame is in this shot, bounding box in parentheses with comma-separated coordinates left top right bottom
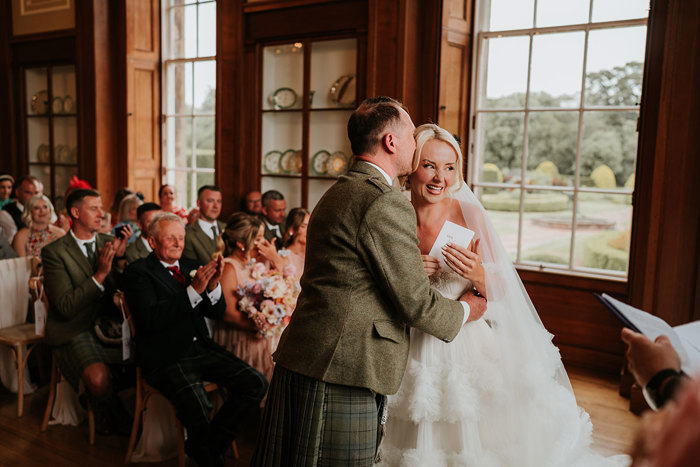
(468, 1, 648, 281)
(161, 0, 217, 209)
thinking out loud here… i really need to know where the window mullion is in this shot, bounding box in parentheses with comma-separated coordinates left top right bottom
(516, 32, 534, 264)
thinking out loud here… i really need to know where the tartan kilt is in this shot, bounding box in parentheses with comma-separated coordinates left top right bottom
(252, 365, 382, 467)
(51, 330, 124, 390)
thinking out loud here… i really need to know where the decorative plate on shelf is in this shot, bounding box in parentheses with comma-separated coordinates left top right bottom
(269, 87, 297, 110)
(31, 90, 49, 114)
(263, 150, 283, 174)
(311, 150, 331, 176)
(56, 144, 72, 163)
(280, 149, 302, 174)
(326, 151, 349, 177)
(329, 74, 356, 107)
(52, 96, 64, 114)
(62, 96, 74, 113)
(36, 144, 50, 163)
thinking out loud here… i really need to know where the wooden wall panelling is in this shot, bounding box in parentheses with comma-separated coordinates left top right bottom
(437, 0, 471, 156)
(76, 0, 122, 204)
(125, 0, 160, 203)
(217, 0, 246, 217)
(0, 2, 16, 176)
(628, 0, 700, 324)
(366, 0, 399, 98)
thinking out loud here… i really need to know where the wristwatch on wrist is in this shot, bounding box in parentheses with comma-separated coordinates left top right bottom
(643, 368, 681, 410)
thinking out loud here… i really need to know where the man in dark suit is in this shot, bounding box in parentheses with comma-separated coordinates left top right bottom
(183, 185, 225, 264)
(124, 213, 268, 466)
(42, 188, 133, 434)
(261, 190, 286, 249)
(0, 175, 40, 243)
(125, 202, 161, 264)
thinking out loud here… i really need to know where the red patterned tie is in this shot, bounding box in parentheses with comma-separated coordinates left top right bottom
(167, 266, 187, 286)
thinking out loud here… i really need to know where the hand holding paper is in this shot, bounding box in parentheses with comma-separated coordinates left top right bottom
(428, 221, 475, 271)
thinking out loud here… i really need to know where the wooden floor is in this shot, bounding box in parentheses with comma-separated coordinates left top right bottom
(0, 365, 639, 465)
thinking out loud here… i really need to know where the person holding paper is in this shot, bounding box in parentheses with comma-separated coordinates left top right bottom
(381, 123, 628, 466)
(621, 328, 687, 409)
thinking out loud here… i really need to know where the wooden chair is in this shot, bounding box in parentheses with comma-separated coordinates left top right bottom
(34, 276, 96, 444)
(114, 292, 238, 465)
(0, 272, 44, 417)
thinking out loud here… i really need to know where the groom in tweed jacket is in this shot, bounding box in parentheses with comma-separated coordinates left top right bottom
(252, 97, 488, 466)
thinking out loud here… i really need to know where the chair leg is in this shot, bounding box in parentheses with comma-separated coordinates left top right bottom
(124, 382, 144, 464)
(87, 401, 95, 445)
(41, 357, 58, 431)
(176, 418, 185, 467)
(232, 439, 239, 459)
(15, 344, 24, 417)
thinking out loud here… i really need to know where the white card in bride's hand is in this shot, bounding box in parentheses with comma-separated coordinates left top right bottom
(428, 221, 475, 271)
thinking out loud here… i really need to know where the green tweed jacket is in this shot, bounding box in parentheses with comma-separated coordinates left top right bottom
(42, 232, 120, 346)
(274, 161, 464, 396)
(182, 220, 225, 264)
(125, 234, 151, 264)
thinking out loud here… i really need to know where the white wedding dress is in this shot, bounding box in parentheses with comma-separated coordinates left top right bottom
(380, 186, 629, 467)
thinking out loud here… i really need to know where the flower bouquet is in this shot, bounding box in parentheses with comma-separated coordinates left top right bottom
(237, 261, 301, 338)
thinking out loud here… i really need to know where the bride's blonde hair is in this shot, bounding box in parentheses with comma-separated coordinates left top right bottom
(404, 123, 464, 192)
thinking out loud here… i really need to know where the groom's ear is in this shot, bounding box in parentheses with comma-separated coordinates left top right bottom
(382, 132, 397, 154)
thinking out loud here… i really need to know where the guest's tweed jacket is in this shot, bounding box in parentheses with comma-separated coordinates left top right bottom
(182, 219, 225, 264)
(42, 232, 120, 346)
(124, 234, 150, 264)
(274, 161, 464, 396)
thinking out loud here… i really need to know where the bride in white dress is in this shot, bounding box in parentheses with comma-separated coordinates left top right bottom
(380, 123, 628, 467)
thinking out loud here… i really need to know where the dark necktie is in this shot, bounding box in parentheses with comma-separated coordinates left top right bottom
(211, 224, 218, 238)
(167, 266, 187, 286)
(85, 241, 96, 267)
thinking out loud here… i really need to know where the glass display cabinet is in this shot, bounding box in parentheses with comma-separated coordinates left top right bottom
(23, 64, 79, 201)
(259, 37, 359, 210)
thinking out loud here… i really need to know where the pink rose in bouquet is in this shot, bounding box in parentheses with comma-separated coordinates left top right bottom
(236, 261, 300, 337)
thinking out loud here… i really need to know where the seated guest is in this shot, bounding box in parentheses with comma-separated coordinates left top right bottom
(0, 227, 17, 259)
(261, 190, 286, 249)
(123, 213, 268, 466)
(125, 202, 161, 264)
(278, 207, 309, 281)
(242, 190, 262, 216)
(159, 184, 188, 220)
(42, 188, 133, 434)
(0, 174, 14, 209)
(0, 175, 41, 243)
(183, 185, 225, 264)
(108, 187, 133, 229)
(112, 193, 143, 244)
(12, 195, 65, 258)
(213, 213, 275, 381)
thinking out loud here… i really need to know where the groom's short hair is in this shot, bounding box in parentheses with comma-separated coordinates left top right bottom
(348, 96, 407, 156)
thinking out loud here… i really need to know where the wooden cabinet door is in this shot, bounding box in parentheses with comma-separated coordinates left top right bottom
(125, 0, 160, 202)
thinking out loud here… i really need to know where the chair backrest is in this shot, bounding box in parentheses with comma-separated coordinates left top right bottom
(113, 290, 136, 337)
(0, 257, 32, 328)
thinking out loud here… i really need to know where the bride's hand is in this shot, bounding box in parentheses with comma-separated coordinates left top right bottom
(421, 255, 440, 277)
(442, 239, 486, 296)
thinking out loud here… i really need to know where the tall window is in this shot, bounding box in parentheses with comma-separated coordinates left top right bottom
(162, 0, 216, 209)
(470, 0, 648, 279)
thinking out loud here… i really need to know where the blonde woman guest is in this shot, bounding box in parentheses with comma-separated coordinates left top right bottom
(212, 212, 274, 381)
(158, 184, 188, 220)
(279, 207, 309, 281)
(12, 195, 65, 258)
(111, 193, 141, 244)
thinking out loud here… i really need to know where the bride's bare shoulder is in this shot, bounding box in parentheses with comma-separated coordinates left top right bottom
(448, 198, 468, 227)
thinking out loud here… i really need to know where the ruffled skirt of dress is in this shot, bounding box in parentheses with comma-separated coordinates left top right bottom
(380, 321, 630, 467)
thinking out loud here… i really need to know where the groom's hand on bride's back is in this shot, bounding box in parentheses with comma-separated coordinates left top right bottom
(459, 290, 487, 322)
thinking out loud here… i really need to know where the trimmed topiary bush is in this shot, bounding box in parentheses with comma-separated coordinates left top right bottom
(582, 230, 628, 271)
(536, 161, 559, 179)
(591, 164, 617, 189)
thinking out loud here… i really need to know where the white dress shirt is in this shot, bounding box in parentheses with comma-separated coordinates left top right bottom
(141, 235, 152, 253)
(197, 218, 218, 240)
(159, 259, 222, 309)
(263, 218, 282, 238)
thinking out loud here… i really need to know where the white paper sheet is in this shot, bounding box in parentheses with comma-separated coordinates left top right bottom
(428, 221, 475, 271)
(602, 293, 700, 375)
